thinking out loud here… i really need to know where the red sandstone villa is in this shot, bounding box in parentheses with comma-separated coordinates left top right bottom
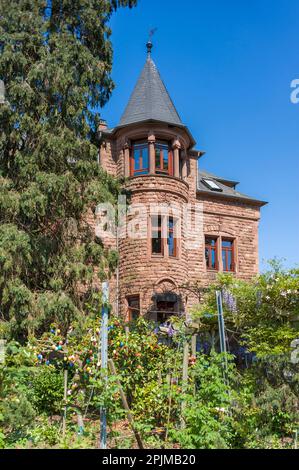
(96, 42, 267, 323)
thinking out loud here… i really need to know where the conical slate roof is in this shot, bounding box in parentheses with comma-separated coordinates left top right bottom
(119, 54, 182, 127)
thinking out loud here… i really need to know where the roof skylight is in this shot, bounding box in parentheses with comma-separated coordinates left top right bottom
(202, 179, 223, 192)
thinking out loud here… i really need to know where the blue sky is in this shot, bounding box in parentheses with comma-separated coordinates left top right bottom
(101, 0, 299, 270)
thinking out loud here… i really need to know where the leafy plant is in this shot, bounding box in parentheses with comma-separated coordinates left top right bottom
(31, 366, 64, 415)
(171, 353, 237, 449)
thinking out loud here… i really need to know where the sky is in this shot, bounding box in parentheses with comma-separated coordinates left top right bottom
(101, 0, 299, 271)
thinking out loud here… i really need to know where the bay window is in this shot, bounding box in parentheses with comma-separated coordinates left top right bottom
(130, 140, 174, 177)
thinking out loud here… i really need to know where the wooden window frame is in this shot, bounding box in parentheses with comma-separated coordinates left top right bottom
(130, 141, 149, 177)
(154, 141, 173, 176)
(126, 295, 140, 322)
(150, 215, 179, 258)
(222, 238, 235, 272)
(205, 236, 219, 271)
(151, 215, 164, 257)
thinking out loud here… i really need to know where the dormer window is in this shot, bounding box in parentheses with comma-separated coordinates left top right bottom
(155, 141, 173, 176)
(131, 141, 149, 176)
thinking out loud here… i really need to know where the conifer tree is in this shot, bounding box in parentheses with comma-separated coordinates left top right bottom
(0, 0, 137, 339)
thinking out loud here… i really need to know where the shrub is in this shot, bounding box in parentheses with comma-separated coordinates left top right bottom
(32, 366, 64, 415)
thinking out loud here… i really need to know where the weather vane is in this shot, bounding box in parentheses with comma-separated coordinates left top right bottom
(148, 28, 157, 41)
(146, 28, 157, 56)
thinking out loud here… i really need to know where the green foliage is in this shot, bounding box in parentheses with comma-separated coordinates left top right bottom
(0, 0, 137, 340)
(0, 341, 37, 442)
(0, 430, 5, 449)
(29, 418, 61, 447)
(108, 317, 175, 401)
(192, 261, 299, 357)
(31, 366, 64, 415)
(172, 353, 237, 449)
(132, 380, 180, 429)
(1, 263, 299, 449)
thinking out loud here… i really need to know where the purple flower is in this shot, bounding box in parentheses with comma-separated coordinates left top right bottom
(167, 325, 175, 337)
(222, 289, 237, 313)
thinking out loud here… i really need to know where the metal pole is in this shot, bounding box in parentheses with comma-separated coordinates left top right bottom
(62, 368, 68, 439)
(216, 290, 229, 378)
(100, 281, 109, 449)
(180, 341, 189, 428)
(216, 290, 227, 354)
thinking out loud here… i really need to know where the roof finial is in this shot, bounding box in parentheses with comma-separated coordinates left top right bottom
(146, 28, 157, 58)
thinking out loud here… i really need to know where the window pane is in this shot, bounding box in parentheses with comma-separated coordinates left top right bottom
(206, 238, 217, 247)
(168, 217, 176, 257)
(152, 216, 162, 254)
(155, 142, 169, 173)
(132, 143, 149, 175)
(222, 240, 233, 248)
(227, 251, 232, 271)
(151, 215, 161, 230)
(168, 231, 175, 256)
(152, 237, 162, 254)
(205, 248, 210, 266)
(163, 149, 169, 171)
(222, 251, 227, 271)
(134, 149, 140, 170)
(142, 147, 148, 169)
(155, 148, 161, 168)
(211, 249, 216, 269)
(127, 296, 140, 321)
(129, 298, 139, 309)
